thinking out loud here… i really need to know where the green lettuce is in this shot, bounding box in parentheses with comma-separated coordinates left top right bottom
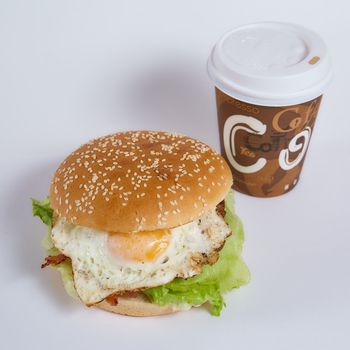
(52, 258, 78, 299)
(143, 191, 250, 316)
(31, 197, 78, 299)
(31, 197, 53, 227)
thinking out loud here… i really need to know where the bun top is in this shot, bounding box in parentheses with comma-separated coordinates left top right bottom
(50, 131, 232, 233)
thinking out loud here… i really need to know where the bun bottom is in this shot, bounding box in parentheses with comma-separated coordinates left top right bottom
(96, 294, 182, 317)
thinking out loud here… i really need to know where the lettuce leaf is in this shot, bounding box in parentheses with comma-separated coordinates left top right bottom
(31, 197, 53, 226)
(143, 191, 250, 316)
(41, 231, 79, 299)
(32, 197, 78, 299)
(52, 257, 78, 299)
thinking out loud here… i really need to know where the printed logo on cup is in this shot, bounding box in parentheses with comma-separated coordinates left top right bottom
(216, 89, 322, 197)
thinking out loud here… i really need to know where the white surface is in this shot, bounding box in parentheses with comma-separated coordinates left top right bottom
(208, 22, 332, 106)
(0, 1, 349, 349)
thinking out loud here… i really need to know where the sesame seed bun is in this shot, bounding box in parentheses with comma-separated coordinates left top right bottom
(50, 131, 232, 233)
(96, 294, 181, 317)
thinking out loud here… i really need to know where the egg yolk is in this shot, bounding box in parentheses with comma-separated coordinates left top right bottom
(107, 229, 171, 262)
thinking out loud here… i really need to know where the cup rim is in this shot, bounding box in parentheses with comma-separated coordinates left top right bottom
(208, 22, 332, 107)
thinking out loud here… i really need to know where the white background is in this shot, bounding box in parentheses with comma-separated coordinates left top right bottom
(1, 1, 349, 349)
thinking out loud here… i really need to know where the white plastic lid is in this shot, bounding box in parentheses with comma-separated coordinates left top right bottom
(207, 22, 332, 106)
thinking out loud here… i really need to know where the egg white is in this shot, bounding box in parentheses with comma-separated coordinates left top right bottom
(51, 209, 230, 305)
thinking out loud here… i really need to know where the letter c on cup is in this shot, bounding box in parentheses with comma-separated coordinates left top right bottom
(223, 115, 267, 174)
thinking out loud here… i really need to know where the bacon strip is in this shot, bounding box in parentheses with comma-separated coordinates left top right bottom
(216, 201, 226, 218)
(105, 294, 118, 306)
(104, 291, 140, 306)
(41, 254, 68, 268)
(120, 291, 140, 298)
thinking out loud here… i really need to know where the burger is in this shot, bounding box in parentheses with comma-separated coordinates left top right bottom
(32, 131, 249, 316)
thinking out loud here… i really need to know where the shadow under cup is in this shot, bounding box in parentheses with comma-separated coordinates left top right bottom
(215, 88, 323, 197)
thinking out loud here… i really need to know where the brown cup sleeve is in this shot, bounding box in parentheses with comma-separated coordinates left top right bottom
(216, 88, 323, 197)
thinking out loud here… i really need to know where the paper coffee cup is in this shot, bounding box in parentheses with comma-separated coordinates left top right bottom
(208, 22, 332, 197)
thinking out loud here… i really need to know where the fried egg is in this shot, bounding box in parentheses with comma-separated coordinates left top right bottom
(51, 209, 230, 305)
